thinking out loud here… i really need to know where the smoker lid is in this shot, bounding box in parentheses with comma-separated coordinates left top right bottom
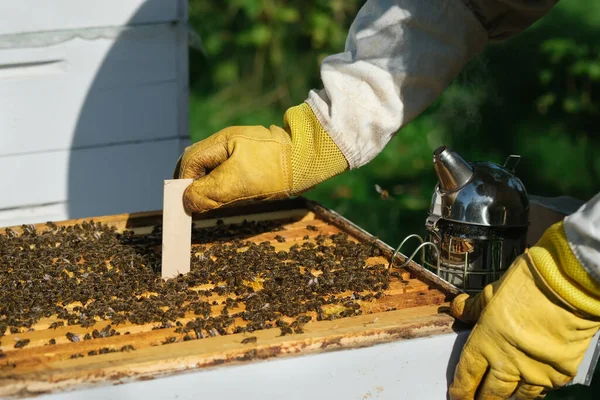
(429, 161, 530, 228)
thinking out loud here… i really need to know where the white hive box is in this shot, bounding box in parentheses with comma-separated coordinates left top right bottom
(0, 0, 189, 227)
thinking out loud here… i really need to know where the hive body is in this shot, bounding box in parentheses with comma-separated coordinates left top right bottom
(0, 198, 462, 399)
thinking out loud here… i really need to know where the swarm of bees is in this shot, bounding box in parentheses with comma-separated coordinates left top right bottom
(0, 218, 389, 349)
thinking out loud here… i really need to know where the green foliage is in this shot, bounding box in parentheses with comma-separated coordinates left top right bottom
(188, 0, 363, 122)
(537, 38, 600, 116)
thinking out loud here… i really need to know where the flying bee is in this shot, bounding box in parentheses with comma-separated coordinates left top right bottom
(374, 184, 391, 200)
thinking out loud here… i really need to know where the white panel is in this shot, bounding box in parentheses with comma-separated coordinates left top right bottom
(0, 0, 185, 35)
(0, 203, 68, 228)
(175, 3, 190, 156)
(0, 24, 180, 156)
(0, 138, 183, 216)
(35, 332, 471, 400)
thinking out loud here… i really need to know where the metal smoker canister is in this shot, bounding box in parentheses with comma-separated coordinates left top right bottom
(425, 146, 530, 294)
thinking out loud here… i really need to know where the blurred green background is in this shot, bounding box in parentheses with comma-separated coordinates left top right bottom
(186, 1, 599, 398)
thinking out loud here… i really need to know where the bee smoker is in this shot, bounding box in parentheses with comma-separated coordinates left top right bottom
(421, 145, 530, 293)
(390, 146, 600, 386)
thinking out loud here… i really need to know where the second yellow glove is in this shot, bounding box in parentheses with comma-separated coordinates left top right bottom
(173, 103, 348, 213)
(449, 222, 600, 400)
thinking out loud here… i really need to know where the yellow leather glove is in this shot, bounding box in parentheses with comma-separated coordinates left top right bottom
(449, 221, 600, 400)
(173, 103, 348, 213)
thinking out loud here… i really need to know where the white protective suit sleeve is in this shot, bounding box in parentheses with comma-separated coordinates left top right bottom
(305, 0, 558, 169)
(564, 193, 600, 282)
(304, 0, 600, 280)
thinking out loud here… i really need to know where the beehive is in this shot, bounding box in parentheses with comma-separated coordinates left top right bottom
(0, 198, 461, 398)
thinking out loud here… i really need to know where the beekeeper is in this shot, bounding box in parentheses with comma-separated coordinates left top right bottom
(173, 1, 600, 399)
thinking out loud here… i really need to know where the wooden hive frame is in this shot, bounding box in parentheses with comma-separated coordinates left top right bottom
(0, 197, 465, 398)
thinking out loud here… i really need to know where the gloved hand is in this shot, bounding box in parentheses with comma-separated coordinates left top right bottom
(449, 221, 600, 400)
(173, 103, 348, 213)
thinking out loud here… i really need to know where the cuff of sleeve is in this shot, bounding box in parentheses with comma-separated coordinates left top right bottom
(282, 103, 349, 194)
(529, 221, 600, 317)
(304, 95, 361, 169)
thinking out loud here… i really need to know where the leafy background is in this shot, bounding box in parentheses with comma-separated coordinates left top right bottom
(187, 1, 600, 397)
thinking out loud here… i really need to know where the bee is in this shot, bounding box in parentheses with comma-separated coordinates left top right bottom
(49, 321, 64, 329)
(374, 184, 392, 200)
(162, 337, 177, 345)
(274, 235, 286, 243)
(279, 326, 293, 336)
(14, 339, 30, 349)
(241, 336, 257, 344)
(66, 332, 80, 342)
(80, 319, 96, 328)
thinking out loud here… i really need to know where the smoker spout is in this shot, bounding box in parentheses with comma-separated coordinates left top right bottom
(433, 146, 473, 192)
